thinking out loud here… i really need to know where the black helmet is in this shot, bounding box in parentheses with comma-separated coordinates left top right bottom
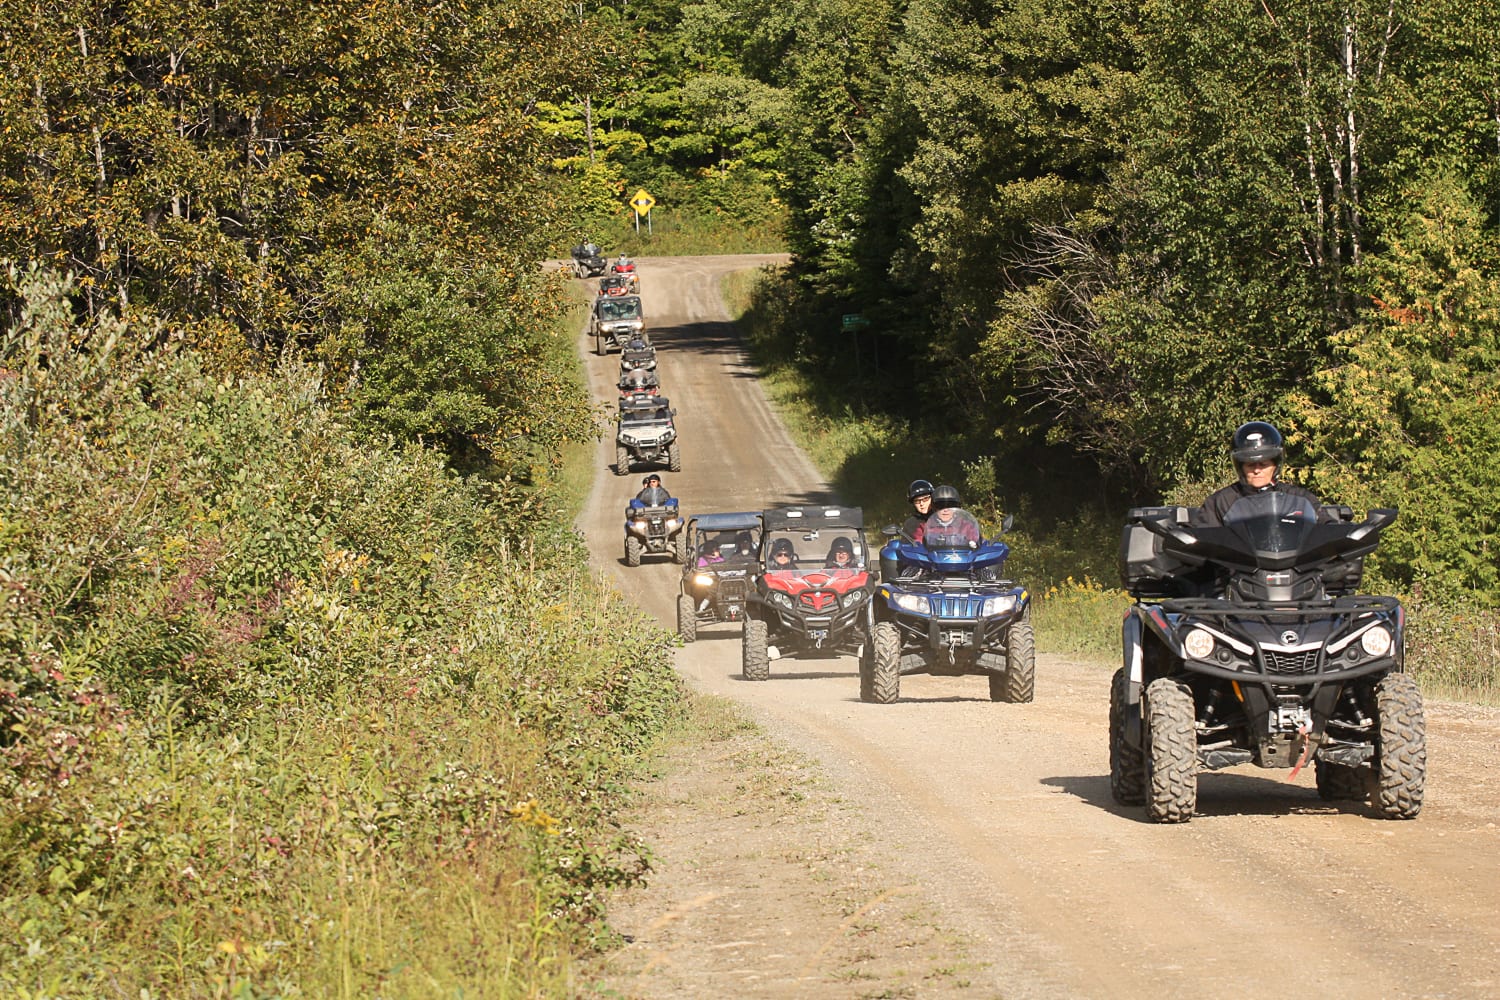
(770, 538, 795, 559)
(735, 531, 755, 552)
(907, 479, 935, 502)
(828, 537, 855, 558)
(642, 474, 661, 487)
(1231, 421, 1284, 464)
(931, 485, 962, 510)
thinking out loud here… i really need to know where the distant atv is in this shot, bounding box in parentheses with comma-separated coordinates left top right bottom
(741, 506, 874, 681)
(623, 488, 686, 567)
(618, 337, 657, 374)
(615, 396, 679, 475)
(1114, 496, 1424, 823)
(590, 295, 645, 356)
(678, 512, 762, 641)
(866, 513, 1033, 704)
(570, 243, 607, 278)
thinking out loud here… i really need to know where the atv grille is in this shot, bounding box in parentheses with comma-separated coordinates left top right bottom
(1262, 649, 1322, 675)
(720, 579, 748, 602)
(931, 595, 983, 619)
(798, 590, 838, 612)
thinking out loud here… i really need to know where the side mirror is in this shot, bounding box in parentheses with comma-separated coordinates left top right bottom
(1000, 513, 1015, 534)
(882, 524, 900, 537)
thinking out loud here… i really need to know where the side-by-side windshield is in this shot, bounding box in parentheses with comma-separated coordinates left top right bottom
(764, 527, 866, 572)
(1221, 491, 1318, 554)
(600, 300, 642, 320)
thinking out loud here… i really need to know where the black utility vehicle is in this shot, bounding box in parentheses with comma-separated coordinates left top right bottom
(1114, 495, 1424, 823)
(741, 506, 874, 681)
(615, 396, 679, 475)
(678, 512, 763, 641)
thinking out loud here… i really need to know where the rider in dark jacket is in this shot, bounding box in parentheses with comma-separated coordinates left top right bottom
(901, 479, 936, 538)
(635, 474, 671, 506)
(1198, 422, 1324, 526)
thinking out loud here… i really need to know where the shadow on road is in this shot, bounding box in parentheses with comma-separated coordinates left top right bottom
(1041, 771, 1375, 821)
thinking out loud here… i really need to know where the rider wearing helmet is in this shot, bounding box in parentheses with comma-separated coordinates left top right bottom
(1198, 421, 1323, 526)
(901, 479, 936, 538)
(914, 485, 981, 545)
(824, 536, 857, 569)
(768, 537, 798, 569)
(635, 474, 671, 506)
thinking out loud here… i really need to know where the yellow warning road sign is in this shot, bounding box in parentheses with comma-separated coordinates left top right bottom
(629, 189, 656, 213)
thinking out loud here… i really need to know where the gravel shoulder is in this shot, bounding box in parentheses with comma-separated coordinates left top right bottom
(578, 256, 1500, 1000)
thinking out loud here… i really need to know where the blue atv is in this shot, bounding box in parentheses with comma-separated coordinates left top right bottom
(863, 511, 1034, 704)
(624, 489, 686, 567)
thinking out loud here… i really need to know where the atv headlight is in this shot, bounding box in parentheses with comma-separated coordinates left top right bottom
(693, 573, 716, 588)
(1361, 625, 1393, 658)
(631, 520, 648, 532)
(1183, 628, 1216, 660)
(619, 433, 636, 444)
(665, 518, 682, 529)
(893, 593, 929, 614)
(981, 595, 1016, 617)
(770, 591, 795, 610)
(842, 590, 866, 609)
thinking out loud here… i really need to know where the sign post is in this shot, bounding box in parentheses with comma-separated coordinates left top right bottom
(629, 189, 657, 235)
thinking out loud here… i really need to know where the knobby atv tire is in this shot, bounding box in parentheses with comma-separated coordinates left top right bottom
(1374, 672, 1426, 819)
(677, 593, 697, 643)
(993, 621, 1036, 703)
(1109, 668, 1146, 806)
(864, 622, 901, 704)
(624, 536, 643, 567)
(1315, 759, 1367, 802)
(673, 530, 689, 564)
(1144, 677, 1197, 823)
(742, 618, 770, 681)
(615, 445, 630, 475)
(667, 443, 682, 472)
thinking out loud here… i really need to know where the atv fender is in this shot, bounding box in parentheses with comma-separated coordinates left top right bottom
(1121, 614, 1145, 749)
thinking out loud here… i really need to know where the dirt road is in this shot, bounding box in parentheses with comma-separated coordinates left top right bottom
(577, 256, 1500, 999)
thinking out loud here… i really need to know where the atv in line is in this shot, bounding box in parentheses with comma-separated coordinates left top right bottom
(615, 396, 679, 475)
(623, 488, 686, 567)
(864, 513, 1033, 704)
(570, 242, 607, 278)
(1113, 495, 1424, 823)
(590, 295, 645, 356)
(678, 512, 762, 642)
(740, 506, 874, 681)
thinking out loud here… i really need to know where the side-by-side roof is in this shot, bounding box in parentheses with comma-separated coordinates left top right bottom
(761, 505, 863, 531)
(691, 512, 762, 533)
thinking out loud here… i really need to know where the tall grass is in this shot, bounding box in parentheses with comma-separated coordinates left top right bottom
(0, 270, 682, 995)
(603, 206, 786, 257)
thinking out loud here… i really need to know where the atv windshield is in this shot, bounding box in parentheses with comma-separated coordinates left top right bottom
(922, 510, 983, 550)
(1221, 491, 1319, 554)
(599, 299, 642, 321)
(621, 407, 671, 426)
(695, 530, 760, 567)
(764, 527, 867, 574)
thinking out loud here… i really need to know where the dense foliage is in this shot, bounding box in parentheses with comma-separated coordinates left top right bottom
(673, 0, 1500, 604)
(1, 271, 681, 992)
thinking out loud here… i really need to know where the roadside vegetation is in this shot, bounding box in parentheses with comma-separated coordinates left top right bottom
(0, 2, 690, 993)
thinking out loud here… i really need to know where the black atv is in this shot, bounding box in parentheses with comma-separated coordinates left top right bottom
(677, 512, 762, 642)
(1114, 494, 1425, 823)
(570, 243, 607, 278)
(740, 506, 874, 681)
(615, 396, 679, 475)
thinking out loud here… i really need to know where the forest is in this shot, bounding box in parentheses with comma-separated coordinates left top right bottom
(3, 0, 1500, 992)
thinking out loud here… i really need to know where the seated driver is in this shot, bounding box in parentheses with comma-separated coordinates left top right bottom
(768, 538, 798, 569)
(914, 485, 981, 546)
(1197, 421, 1328, 526)
(824, 537, 857, 569)
(634, 474, 672, 506)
